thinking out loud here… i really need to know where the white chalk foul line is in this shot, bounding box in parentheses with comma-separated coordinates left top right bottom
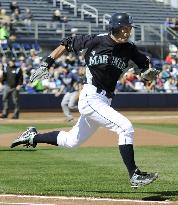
(0, 194, 176, 204)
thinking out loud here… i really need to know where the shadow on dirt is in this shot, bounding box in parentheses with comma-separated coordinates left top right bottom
(44, 188, 178, 201)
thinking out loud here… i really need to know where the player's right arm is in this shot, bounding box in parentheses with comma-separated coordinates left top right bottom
(130, 43, 159, 81)
(30, 35, 96, 83)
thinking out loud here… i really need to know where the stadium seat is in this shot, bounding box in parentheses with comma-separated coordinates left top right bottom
(31, 42, 42, 54)
(11, 43, 23, 58)
(0, 43, 11, 57)
(22, 43, 32, 56)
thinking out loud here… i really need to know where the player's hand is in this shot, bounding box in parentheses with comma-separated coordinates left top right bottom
(141, 68, 160, 81)
(30, 62, 50, 83)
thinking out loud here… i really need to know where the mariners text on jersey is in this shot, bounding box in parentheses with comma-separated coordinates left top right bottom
(89, 54, 126, 71)
(61, 33, 149, 93)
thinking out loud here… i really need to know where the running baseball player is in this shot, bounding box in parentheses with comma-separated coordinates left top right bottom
(10, 12, 159, 188)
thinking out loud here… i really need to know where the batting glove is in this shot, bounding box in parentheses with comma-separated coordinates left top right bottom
(30, 56, 55, 83)
(30, 62, 50, 83)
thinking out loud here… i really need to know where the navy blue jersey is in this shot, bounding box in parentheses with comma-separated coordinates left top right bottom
(61, 34, 149, 93)
(59, 71, 79, 93)
(2, 65, 23, 88)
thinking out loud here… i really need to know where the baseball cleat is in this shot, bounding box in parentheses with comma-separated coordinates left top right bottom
(10, 127, 38, 148)
(130, 168, 158, 188)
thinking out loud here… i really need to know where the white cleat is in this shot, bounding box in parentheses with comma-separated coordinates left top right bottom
(10, 127, 38, 148)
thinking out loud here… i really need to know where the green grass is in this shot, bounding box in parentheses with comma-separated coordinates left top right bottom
(0, 122, 178, 200)
(0, 123, 178, 136)
(134, 123, 178, 136)
(0, 146, 178, 200)
(0, 124, 72, 134)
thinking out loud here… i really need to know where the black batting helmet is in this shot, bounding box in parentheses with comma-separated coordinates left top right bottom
(109, 12, 135, 33)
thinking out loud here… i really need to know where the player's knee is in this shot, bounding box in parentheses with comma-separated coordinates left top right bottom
(125, 121, 134, 133)
(119, 119, 134, 134)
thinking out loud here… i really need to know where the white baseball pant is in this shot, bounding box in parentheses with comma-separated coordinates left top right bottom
(57, 84, 134, 148)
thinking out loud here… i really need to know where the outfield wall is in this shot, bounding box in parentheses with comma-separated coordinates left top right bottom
(0, 93, 178, 111)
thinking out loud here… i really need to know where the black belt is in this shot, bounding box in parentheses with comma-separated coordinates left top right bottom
(96, 88, 114, 99)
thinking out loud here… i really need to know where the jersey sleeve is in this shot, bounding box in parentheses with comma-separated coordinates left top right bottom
(61, 34, 97, 54)
(130, 43, 149, 72)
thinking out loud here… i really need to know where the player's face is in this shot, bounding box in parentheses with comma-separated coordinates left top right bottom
(113, 26, 132, 43)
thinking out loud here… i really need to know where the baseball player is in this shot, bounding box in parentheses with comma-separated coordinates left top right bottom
(10, 12, 159, 188)
(55, 65, 79, 121)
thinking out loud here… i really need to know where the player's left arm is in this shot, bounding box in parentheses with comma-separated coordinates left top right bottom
(30, 35, 96, 83)
(30, 45, 66, 82)
(130, 44, 160, 81)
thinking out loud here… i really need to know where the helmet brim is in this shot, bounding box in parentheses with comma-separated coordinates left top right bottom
(112, 23, 137, 29)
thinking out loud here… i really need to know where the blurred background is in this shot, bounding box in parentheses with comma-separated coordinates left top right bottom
(0, 0, 178, 115)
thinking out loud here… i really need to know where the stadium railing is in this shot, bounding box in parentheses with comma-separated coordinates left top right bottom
(81, 4, 98, 26)
(59, 0, 78, 17)
(102, 13, 111, 30)
(13, 21, 175, 44)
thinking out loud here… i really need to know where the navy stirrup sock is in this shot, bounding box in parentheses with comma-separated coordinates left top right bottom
(119, 144, 137, 178)
(33, 131, 59, 146)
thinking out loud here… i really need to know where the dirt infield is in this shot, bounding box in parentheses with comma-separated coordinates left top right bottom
(0, 111, 178, 205)
(1, 195, 178, 205)
(1, 111, 178, 147)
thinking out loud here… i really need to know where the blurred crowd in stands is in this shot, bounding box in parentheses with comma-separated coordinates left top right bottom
(0, 1, 34, 42)
(0, 47, 87, 95)
(0, 45, 178, 94)
(115, 51, 178, 93)
(0, 1, 178, 94)
(164, 17, 178, 29)
(0, 0, 72, 42)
